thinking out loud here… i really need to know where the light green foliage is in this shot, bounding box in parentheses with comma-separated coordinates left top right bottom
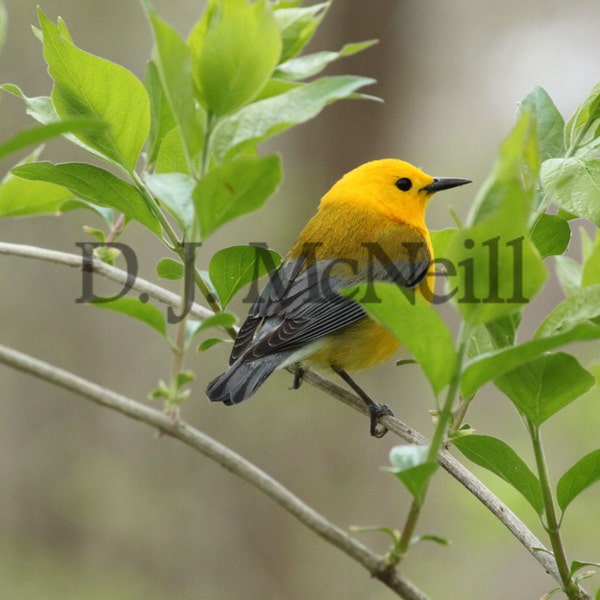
(347, 282, 457, 396)
(530, 214, 571, 259)
(378, 82, 600, 590)
(208, 245, 281, 309)
(193, 155, 282, 239)
(0, 171, 74, 217)
(453, 435, 544, 514)
(211, 75, 376, 162)
(447, 111, 547, 326)
(3, 3, 600, 596)
(385, 446, 437, 504)
(557, 449, 600, 513)
(190, 0, 282, 116)
(39, 9, 151, 173)
(461, 323, 600, 399)
(0, 0, 374, 338)
(13, 161, 161, 236)
(146, 9, 203, 171)
(90, 297, 167, 339)
(494, 352, 594, 426)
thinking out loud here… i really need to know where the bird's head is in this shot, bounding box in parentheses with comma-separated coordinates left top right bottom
(321, 159, 471, 230)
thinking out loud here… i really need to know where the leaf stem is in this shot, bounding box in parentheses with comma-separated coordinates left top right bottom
(201, 110, 214, 177)
(192, 270, 237, 340)
(131, 170, 181, 250)
(529, 423, 581, 598)
(390, 323, 470, 563)
(427, 322, 470, 464)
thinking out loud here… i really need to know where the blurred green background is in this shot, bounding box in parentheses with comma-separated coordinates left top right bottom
(1, 1, 600, 598)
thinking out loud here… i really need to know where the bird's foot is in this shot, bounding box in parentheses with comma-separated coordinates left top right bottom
(291, 364, 305, 390)
(369, 402, 395, 438)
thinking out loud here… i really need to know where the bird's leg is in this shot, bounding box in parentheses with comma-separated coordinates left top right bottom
(332, 366, 394, 438)
(291, 363, 305, 390)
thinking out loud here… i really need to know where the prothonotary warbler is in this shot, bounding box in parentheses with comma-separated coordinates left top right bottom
(207, 159, 470, 437)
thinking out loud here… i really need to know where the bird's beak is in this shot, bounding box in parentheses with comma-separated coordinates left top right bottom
(421, 177, 471, 193)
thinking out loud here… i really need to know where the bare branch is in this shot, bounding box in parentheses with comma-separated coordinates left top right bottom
(0, 342, 428, 600)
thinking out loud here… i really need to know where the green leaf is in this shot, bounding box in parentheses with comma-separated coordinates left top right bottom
(155, 126, 189, 174)
(12, 161, 161, 236)
(39, 9, 150, 172)
(447, 110, 546, 325)
(0, 171, 74, 217)
(530, 214, 571, 259)
(345, 283, 457, 396)
(90, 297, 167, 338)
(156, 258, 184, 280)
(144, 60, 176, 166)
(554, 254, 582, 297)
(557, 449, 600, 513)
(193, 155, 281, 239)
(569, 560, 600, 579)
(273, 40, 377, 81)
(410, 534, 450, 548)
(274, 1, 329, 62)
(0, 119, 106, 162)
(144, 8, 203, 170)
(453, 434, 543, 514)
(144, 172, 195, 237)
(1, 84, 115, 162)
(494, 352, 595, 425)
(518, 86, 565, 161)
(582, 231, 600, 287)
(211, 76, 375, 162)
(535, 284, 600, 338)
(191, 312, 238, 335)
(385, 445, 437, 504)
(429, 228, 457, 261)
(209, 245, 282, 308)
(565, 80, 600, 153)
(467, 111, 538, 227)
(465, 314, 520, 366)
(1, 84, 56, 123)
(541, 158, 600, 228)
(461, 323, 600, 398)
(185, 313, 236, 351)
(198, 337, 230, 352)
(190, 0, 282, 115)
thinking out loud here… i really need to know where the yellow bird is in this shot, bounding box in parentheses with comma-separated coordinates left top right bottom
(207, 159, 470, 436)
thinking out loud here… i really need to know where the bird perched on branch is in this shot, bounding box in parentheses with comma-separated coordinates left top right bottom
(207, 159, 470, 437)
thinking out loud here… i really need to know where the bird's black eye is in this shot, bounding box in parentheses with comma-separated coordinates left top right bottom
(395, 177, 412, 192)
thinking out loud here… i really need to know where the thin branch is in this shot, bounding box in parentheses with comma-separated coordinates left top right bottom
(0, 343, 428, 600)
(0, 242, 213, 321)
(0, 242, 566, 588)
(300, 370, 564, 584)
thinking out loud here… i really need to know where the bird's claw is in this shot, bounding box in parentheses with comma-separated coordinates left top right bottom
(369, 403, 395, 438)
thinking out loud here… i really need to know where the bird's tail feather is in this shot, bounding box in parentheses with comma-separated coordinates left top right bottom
(206, 354, 287, 406)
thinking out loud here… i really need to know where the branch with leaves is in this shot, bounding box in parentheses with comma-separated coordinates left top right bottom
(1, 1, 600, 598)
(0, 240, 578, 597)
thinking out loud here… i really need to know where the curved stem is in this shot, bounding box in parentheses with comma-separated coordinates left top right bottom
(390, 324, 470, 562)
(0, 343, 428, 600)
(131, 170, 181, 251)
(529, 423, 585, 599)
